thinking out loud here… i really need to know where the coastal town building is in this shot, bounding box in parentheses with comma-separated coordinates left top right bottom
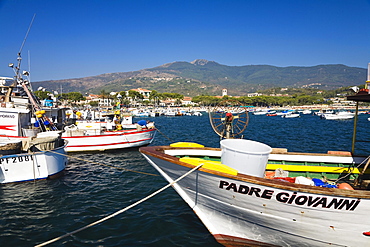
(127, 88, 152, 100)
(182, 96, 195, 106)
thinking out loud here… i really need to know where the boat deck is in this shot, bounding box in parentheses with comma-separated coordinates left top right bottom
(174, 153, 370, 190)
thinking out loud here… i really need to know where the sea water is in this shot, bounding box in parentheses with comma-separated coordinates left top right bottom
(1, 112, 369, 246)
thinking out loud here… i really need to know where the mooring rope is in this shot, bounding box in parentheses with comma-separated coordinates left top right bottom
(34, 163, 203, 247)
(337, 155, 370, 184)
(154, 125, 175, 143)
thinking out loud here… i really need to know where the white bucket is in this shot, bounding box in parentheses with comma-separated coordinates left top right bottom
(220, 139, 272, 177)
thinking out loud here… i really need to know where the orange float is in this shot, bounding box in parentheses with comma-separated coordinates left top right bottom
(338, 183, 354, 190)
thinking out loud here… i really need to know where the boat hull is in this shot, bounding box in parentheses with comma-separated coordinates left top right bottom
(323, 115, 354, 120)
(140, 147, 370, 247)
(0, 142, 67, 184)
(64, 128, 156, 152)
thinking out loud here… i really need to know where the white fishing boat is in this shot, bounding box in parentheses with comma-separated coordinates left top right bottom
(0, 134, 67, 184)
(61, 111, 156, 152)
(315, 109, 334, 117)
(302, 109, 312, 114)
(252, 109, 268, 115)
(140, 79, 370, 247)
(281, 112, 300, 118)
(131, 110, 150, 117)
(0, 24, 68, 183)
(322, 111, 355, 120)
(62, 125, 156, 152)
(276, 109, 294, 116)
(191, 111, 203, 116)
(164, 110, 176, 116)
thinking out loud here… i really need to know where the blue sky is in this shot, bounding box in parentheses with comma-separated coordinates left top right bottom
(1, 0, 369, 81)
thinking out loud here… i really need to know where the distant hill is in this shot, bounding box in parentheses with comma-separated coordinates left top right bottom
(32, 59, 367, 96)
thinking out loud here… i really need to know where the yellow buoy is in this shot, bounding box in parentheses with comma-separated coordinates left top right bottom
(170, 142, 205, 148)
(179, 157, 237, 176)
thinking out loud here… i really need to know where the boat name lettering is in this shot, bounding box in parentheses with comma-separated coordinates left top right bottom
(0, 155, 33, 165)
(0, 114, 15, 118)
(219, 180, 361, 211)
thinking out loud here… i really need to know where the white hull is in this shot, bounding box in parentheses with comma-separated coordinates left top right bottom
(253, 111, 268, 115)
(164, 111, 176, 116)
(0, 141, 67, 183)
(322, 112, 355, 120)
(63, 129, 156, 152)
(282, 113, 300, 118)
(141, 146, 370, 246)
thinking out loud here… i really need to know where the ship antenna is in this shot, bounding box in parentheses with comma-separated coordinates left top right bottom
(19, 13, 36, 56)
(13, 13, 36, 80)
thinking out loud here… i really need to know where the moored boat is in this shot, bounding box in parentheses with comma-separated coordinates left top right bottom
(0, 34, 68, 183)
(0, 134, 67, 183)
(61, 113, 156, 152)
(140, 67, 370, 246)
(140, 141, 370, 246)
(282, 112, 300, 118)
(322, 111, 355, 120)
(63, 127, 156, 152)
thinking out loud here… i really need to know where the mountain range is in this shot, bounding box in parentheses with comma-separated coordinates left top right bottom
(32, 59, 367, 96)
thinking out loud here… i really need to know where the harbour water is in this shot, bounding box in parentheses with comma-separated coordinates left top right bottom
(1, 112, 370, 246)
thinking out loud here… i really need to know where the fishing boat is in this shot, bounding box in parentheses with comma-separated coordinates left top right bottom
(281, 112, 300, 118)
(276, 109, 294, 116)
(62, 124, 156, 152)
(302, 109, 312, 114)
(0, 81, 67, 183)
(322, 111, 355, 120)
(131, 109, 150, 117)
(0, 25, 68, 183)
(61, 109, 156, 152)
(252, 109, 268, 115)
(140, 70, 370, 247)
(315, 109, 334, 117)
(0, 133, 67, 184)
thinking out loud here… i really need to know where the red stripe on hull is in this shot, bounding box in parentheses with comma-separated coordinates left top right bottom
(63, 128, 155, 138)
(66, 137, 153, 148)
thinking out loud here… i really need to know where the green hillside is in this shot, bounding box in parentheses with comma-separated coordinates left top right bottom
(32, 59, 367, 96)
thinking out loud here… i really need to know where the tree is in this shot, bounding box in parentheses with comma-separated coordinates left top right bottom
(174, 98, 182, 106)
(34, 90, 51, 100)
(100, 89, 109, 99)
(89, 101, 99, 107)
(128, 90, 144, 106)
(67, 92, 85, 102)
(149, 90, 160, 105)
(191, 95, 221, 106)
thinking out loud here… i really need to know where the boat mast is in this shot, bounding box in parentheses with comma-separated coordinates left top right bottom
(5, 14, 36, 102)
(350, 63, 370, 154)
(367, 63, 370, 88)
